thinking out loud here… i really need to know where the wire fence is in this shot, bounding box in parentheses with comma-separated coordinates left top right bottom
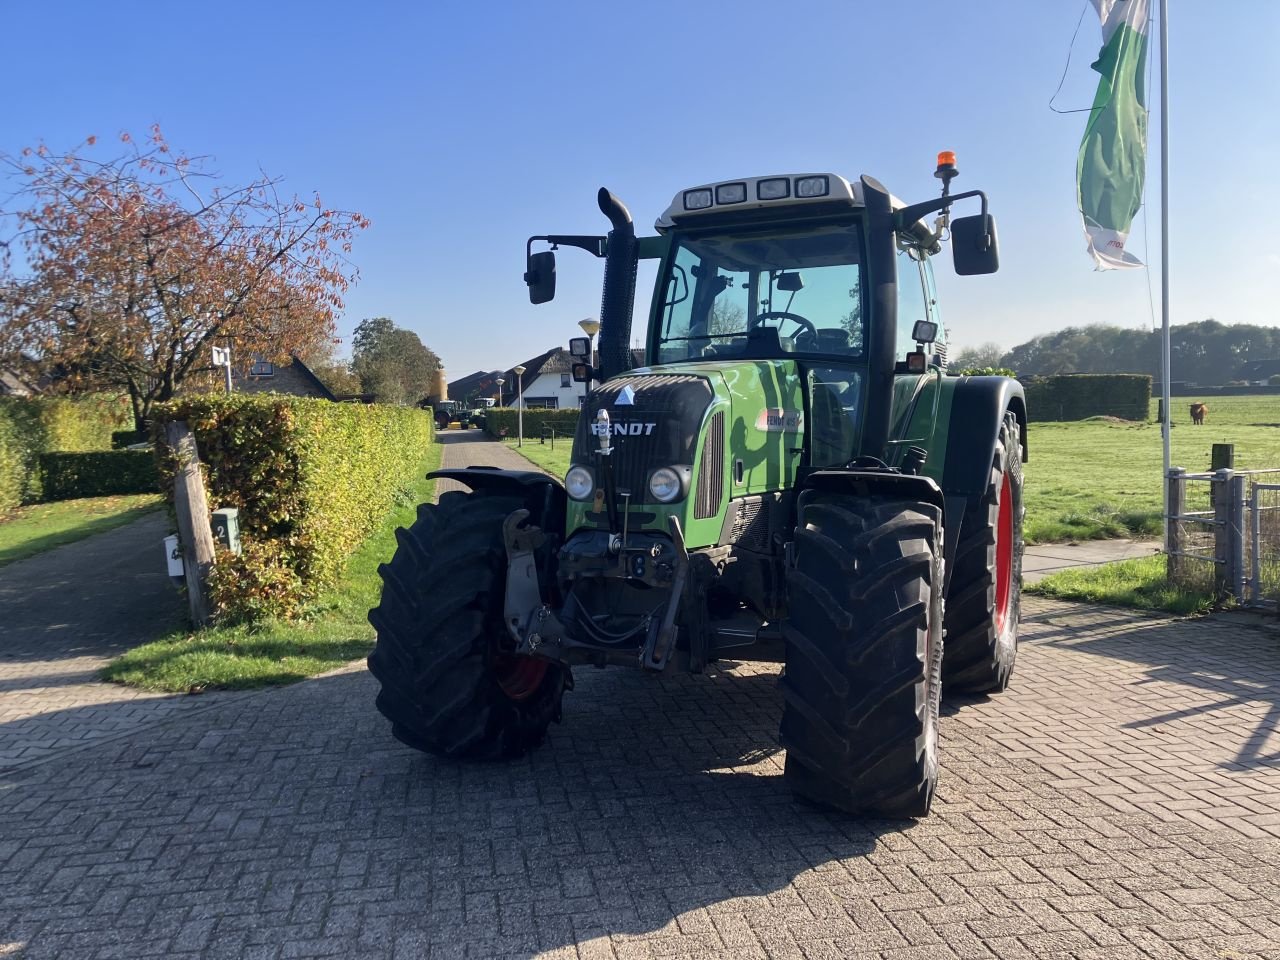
(1167, 467, 1280, 607)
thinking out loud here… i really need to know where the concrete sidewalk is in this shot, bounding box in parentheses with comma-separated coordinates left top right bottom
(1023, 538, 1161, 584)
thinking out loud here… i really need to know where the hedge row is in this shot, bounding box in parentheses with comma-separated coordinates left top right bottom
(39, 451, 158, 501)
(1021, 374, 1152, 422)
(153, 395, 435, 623)
(482, 407, 581, 439)
(0, 395, 133, 511)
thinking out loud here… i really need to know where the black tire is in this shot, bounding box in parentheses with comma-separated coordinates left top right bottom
(942, 410, 1024, 695)
(781, 496, 944, 818)
(367, 490, 567, 759)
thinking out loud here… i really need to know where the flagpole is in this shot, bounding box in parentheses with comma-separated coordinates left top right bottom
(1159, 0, 1172, 542)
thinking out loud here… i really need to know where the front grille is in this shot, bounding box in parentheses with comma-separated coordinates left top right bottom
(694, 411, 724, 519)
(574, 374, 713, 504)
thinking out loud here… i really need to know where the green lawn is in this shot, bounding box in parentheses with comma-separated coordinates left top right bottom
(504, 395, 1280, 545)
(503, 437, 569, 477)
(0, 494, 164, 566)
(1023, 395, 1280, 543)
(1025, 554, 1216, 616)
(102, 442, 443, 692)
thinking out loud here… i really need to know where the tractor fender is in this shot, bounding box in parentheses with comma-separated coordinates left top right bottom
(799, 469, 946, 517)
(428, 468, 567, 534)
(940, 377, 1027, 500)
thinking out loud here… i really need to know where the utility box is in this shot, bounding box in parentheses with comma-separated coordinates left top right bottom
(163, 534, 184, 582)
(211, 508, 242, 555)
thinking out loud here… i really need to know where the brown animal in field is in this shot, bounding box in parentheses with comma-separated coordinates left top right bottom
(1190, 402, 1208, 425)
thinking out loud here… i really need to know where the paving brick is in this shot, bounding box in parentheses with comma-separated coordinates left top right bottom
(3, 434, 1280, 957)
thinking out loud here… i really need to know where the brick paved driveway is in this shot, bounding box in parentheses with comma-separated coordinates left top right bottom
(2, 592, 1279, 959)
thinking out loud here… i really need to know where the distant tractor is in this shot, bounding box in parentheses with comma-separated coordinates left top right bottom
(369, 156, 1026, 817)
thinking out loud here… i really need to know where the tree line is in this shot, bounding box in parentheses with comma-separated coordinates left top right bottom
(951, 319, 1280, 385)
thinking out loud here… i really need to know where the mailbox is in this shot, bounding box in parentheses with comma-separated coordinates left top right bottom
(211, 508, 242, 555)
(163, 534, 184, 584)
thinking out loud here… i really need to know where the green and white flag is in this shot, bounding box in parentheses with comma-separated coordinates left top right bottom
(1078, 0, 1150, 270)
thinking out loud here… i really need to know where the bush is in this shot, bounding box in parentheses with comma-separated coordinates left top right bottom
(0, 395, 133, 509)
(152, 394, 434, 622)
(38, 451, 158, 501)
(0, 416, 23, 513)
(483, 407, 580, 439)
(951, 367, 1017, 378)
(1022, 374, 1151, 422)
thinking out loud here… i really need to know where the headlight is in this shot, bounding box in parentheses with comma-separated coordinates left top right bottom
(683, 188, 713, 210)
(565, 465, 594, 501)
(648, 467, 682, 503)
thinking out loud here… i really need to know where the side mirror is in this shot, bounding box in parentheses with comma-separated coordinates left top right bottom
(951, 214, 999, 275)
(568, 336, 591, 359)
(525, 250, 556, 304)
(911, 319, 938, 345)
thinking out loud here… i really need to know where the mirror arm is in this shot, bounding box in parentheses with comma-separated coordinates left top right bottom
(893, 189, 988, 234)
(525, 234, 608, 260)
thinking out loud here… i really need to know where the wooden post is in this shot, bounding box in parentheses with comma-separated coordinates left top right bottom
(1166, 466, 1186, 584)
(166, 420, 216, 627)
(1211, 443, 1234, 471)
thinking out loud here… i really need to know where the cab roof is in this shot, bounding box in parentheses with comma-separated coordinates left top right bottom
(655, 173, 922, 235)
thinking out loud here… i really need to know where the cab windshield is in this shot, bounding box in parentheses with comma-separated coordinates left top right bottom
(653, 222, 866, 364)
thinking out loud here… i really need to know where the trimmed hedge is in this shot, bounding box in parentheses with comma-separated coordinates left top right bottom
(1021, 374, 1151, 422)
(0, 415, 22, 512)
(483, 407, 580, 439)
(153, 394, 435, 623)
(0, 395, 133, 510)
(39, 451, 158, 501)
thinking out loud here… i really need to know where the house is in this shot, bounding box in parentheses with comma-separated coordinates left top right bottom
(491, 347, 648, 409)
(231, 356, 337, 400)
(448, 369, 504, 408)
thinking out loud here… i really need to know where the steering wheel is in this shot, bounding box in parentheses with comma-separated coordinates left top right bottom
(755, 310, 818, 345)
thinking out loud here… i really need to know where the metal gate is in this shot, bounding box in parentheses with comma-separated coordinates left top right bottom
(1167, 467, 1280, 608)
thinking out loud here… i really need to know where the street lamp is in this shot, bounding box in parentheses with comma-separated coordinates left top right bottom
(513, 364, 526, 447)
(495, 377, 504, 408)
(578, 318, 601, 394)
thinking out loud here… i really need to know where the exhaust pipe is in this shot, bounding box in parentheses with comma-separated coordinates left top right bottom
(596, 188, 638, 381)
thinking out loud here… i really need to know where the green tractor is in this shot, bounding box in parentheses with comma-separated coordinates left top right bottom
(368, 156, 1026, 817)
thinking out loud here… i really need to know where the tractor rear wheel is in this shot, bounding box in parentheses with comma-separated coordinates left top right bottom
(781, 496, 944, 818)
(942, 410, 1024, 694)
(367, 490, 567, 759)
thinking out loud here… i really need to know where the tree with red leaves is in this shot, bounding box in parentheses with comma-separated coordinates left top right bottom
(0, 126, 369, 428)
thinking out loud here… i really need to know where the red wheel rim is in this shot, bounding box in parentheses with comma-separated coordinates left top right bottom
(493, 655, 548, 701)
(994, 471, 1014, 632)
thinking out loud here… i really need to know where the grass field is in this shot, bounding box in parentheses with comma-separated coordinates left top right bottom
(103, 444, 443, 692)
(0, 493, 163, 566)
(504, 395, 1280, 545)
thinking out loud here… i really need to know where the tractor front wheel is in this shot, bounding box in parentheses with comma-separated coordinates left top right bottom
(942, 410, 1024, 695)
(367, 491, 567, 759)
(781, 496, 944, 818)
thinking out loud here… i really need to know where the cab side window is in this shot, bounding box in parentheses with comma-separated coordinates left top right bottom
(895, 248, 928, 358)
(920, 256, 946, 361)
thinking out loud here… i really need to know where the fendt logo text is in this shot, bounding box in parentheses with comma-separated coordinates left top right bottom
(590, 422, 657, 437)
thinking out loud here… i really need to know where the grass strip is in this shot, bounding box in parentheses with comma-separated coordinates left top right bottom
(102, 442, 443, 692)
(502, 437, 569, 478)
(1025, 554, 1215, 616)
(0, 494, 163, 566)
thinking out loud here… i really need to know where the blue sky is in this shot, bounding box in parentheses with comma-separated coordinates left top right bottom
(3, 1, 1276, 377)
